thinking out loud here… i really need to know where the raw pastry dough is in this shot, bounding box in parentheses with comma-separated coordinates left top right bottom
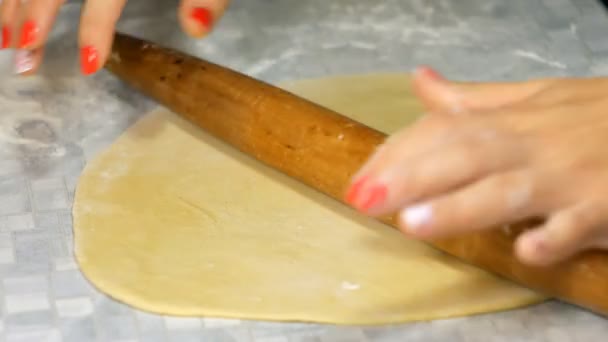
(73, 74, 546, 325)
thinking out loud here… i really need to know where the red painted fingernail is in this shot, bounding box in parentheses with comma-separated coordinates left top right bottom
(419, 66, 443, 81)
(359, 185, 388, 211)
(190, 7, 213, 29)
(19, 20, 38, 48)
(345, 176, 368, 205)
(2, 26, 10, 49)
(80, 45, 99, 75)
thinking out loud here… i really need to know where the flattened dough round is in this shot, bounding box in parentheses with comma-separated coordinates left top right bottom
(73, 73, 546, 325)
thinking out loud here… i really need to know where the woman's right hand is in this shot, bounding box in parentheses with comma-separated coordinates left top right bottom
(0, 0, 230, 76)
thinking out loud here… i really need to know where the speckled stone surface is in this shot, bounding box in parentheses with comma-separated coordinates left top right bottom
(0, 0, 608, 341)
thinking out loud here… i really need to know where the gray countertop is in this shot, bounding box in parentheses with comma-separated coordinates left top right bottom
(1, 0, 608, 341)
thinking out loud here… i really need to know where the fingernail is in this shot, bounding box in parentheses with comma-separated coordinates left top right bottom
(401, 204, 433, 232)
(530, 234, 547, 253)
(2, 26, 10, 49)
(522, 233, 550, 266)
(424, 68, 442, 81)
(345, 176, 368, 205)
(19, 20, 38, 49)
(15, 50, 34, 74)
(418, 66, 443, 82)
(190, 7, 213, 30)
(80, 45, 99, 75)
(359, 185, 388, 212)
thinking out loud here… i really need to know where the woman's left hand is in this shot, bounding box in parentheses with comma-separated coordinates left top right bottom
(1, 0, 230, 75)
(345, 67, 608, 267)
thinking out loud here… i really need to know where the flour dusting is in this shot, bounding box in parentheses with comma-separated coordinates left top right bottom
(513, 50, 566, 69)
(99, 163, 129, 181)
(245, 48, 303, 76)
(341, 281, 361, 291)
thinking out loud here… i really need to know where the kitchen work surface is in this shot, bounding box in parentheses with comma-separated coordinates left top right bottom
(1, 0, 608, 341)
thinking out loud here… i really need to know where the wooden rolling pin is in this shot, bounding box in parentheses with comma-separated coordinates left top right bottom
(105, 32, 608, 316)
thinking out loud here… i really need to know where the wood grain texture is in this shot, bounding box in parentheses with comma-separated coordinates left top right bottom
(105, 32, 608, 316)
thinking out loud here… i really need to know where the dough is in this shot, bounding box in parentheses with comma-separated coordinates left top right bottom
(73, 73, 546, 325)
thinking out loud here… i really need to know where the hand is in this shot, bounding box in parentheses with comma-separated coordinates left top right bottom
(345, 67, 608, 267)
(0, 0, 230, 75)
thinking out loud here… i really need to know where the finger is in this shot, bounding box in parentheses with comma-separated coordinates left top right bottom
(412, 66, 466, 114)
(397, 170, 537, 239)
(10, 1, 47, 75)
(1, 0, 19, 48)
(412, 66, 552, 114)
(352, 107, 461, 177)
(345, 114, 452, 209)
(349, 126, 525, 216)
(79, 0, 127, 75)
(178, 0, 230, 38)
(515, 205, 601, 266)
(16, 0, 64, 49)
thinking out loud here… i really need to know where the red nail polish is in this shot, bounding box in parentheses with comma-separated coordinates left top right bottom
(190, 7, 213, 29)
(420, 66, 443, 81)
(359, 185, 388, 211)
(80, 45, 99, 75)
(345, 176, 368, 205)
(19, 20, 37, 48)
(2, 26, 10, 49)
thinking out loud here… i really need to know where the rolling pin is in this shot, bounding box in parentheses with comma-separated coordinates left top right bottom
(105, 32, 608, 316)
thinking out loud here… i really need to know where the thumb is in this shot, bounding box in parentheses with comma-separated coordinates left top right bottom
(412, 66, 551, 114)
